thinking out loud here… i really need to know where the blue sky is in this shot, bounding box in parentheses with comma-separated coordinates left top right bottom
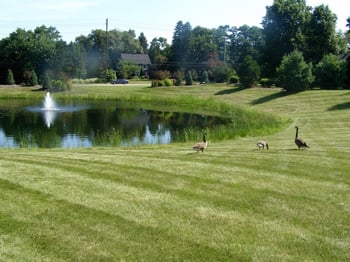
(0, 0, 348, 43)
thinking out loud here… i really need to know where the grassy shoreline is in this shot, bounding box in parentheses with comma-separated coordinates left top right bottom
(0, 84, 349, 260)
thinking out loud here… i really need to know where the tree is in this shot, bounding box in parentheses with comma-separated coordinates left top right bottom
(262, 0, 311, 77)
(304, 5, 344, 64)
(213, 64, 232, 83)
(148, 37, 170, 70)
(0, 26, 67, 84)
(314, 54, 347, 89)
(229, 25, 264, 71)
(185, 71, 193, 85)
(187, 26, 218, 72)
(201, 71, 209, 83)
(170, 21, 192, 71)
(41, 72, 51, 89)
(138, 32, 148, 54)
(237, 56, 261, 88)
(277, 50, 314, 91)
(6, 69, 15, 85)
(116, 61, 140, 79)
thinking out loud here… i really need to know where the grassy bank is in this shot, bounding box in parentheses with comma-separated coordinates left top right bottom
(0, 84, 349, 261)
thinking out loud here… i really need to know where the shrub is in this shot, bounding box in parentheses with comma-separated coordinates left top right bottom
(6, 69, 15, 85)
(41, 73, 52, 89)
(277, 51, 314, 92)
(229, 75, 239, 84)
(259, 78, 273, 88)
(174, 70, 184, 86)
(24, 69, 38, 86)
(153, 70, 171, 80)
(185, 71, 193, 86)
(213, 64, 232, 83)
(99, 69, 116, 83)
(164, 78, 173, 86)
(151, 80, 167, 87)
(50, 80, 67, 92)
(314, 54, 347, 89)
(201, 71, 209, 83)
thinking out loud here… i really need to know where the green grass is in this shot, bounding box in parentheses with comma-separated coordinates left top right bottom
(0, 84, 349, 261)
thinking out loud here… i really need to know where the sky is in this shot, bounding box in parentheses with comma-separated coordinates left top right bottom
(0, 0, 348, 43)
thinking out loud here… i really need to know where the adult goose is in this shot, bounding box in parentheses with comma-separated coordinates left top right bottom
(294, 126, 309, 149)
(192, 133, 208, 152)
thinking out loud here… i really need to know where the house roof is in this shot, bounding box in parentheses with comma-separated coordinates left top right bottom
(121, 53, 151, 65)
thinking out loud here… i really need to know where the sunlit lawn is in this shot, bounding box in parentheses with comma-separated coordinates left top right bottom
(0, 84, 349, 261)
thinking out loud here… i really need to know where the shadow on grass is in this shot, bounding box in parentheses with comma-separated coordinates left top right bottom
(328, 102, 350, 111)
(215, 86, 244, 95)
(250, 91, 289, 105)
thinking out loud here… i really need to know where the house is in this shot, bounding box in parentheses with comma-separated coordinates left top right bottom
(120, 53, 151, 77)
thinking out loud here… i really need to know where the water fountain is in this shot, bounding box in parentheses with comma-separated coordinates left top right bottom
(42, 92, 59, 128)
(43, 92, 57, 110)
(25, 91, 86, 129)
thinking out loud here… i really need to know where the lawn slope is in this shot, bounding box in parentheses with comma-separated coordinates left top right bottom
(0, 86, 349, 261)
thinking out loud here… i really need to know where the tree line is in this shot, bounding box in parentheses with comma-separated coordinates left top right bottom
(1, 0, 349, 91)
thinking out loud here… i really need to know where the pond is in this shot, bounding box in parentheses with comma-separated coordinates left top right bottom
(0, 93, 232, 148)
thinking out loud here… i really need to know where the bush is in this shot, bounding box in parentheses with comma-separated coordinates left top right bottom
(23, 69, 38, 86)
(259, 78, 274, 87)
(213, 64, 232, 83)
(50, 80, 67, 92)
(164, 78, 173, 86)
(185, 71, 193, 86)
(201, 71, 209, 84)
(174, 70, 184, 86)
(314, 54, 347, 89)
(154, 70, 171, 80)
(229, 75, 239, 84)
(99, 69, 116, 83)
(6, 69, 15, 85)
(41, 73, 52, 89)
(277, 51, 314, 92)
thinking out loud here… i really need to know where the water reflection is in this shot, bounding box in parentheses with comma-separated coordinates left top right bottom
(42, 110, 58, 128)
(0, 100, 232, 148)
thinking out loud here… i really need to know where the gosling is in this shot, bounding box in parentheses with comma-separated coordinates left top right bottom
(257, 140, 269, 150)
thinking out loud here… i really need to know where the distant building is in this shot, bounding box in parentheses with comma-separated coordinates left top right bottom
(120, 53, 151, 77)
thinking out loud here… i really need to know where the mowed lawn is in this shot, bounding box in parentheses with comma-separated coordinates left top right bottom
(0, 85, 349, 261)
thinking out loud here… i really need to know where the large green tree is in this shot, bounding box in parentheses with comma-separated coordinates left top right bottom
(148, 37, 170, 71)
(0, 26, 66, 84)
(229, 25, 264, 71)
(262, 0, 311, 76)
(304, 5, 343, 64)
(138, 32, 148, 54)
(187, 26, 218, 72)
(170, 21, 192, 71)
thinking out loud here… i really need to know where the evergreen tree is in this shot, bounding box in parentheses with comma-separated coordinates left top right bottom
(237, 56, 261, 88)
(6, 69, 15, 85)
(185, 71, 193, 86)
(277, 50, 314, 92)
(201, 71, 209, 83)
(41, 72, 51, 89)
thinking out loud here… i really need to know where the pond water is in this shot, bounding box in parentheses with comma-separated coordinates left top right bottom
(0, 95, 232, 148)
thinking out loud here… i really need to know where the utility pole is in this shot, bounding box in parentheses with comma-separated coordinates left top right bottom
(223, 36, 226, 64)
(105, 18, 108, 82)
